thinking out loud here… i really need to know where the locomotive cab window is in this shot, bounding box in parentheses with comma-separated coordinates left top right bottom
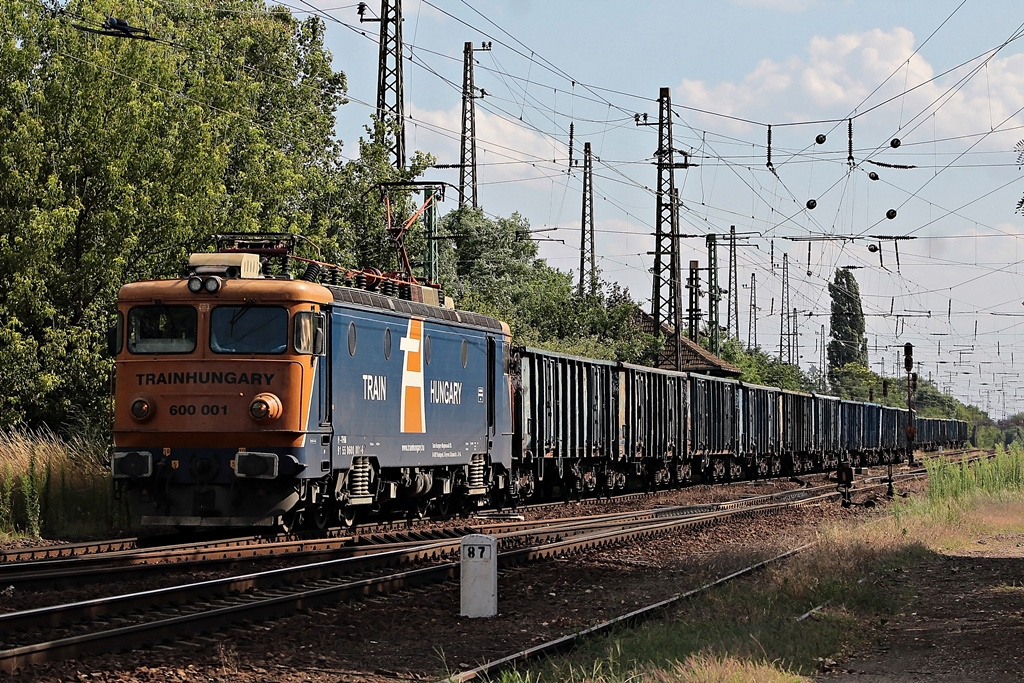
(294, 311, 326, 355)
(128, 306, 197, 354)
(210, 306, 288, 354)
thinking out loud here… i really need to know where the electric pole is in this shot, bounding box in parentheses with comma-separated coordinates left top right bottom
(748, 272, 757, 350)
(641, 88, 688, 369)
(819, 323, 826, 389)
(578, 142, 596, 298)
(459, 41, 490, 208)
(707, 233, 721, 356)
(423, 187, 440, 282)
(360, 0, 405, 170)
(780, 253, 791, 364)
(905, 343, 916, 465)
(687, 260, 701, 343)
(727, 225, 739, 341)
(792, 307, 799, 368)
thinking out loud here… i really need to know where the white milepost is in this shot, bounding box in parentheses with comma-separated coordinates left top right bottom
(460, 534, 497, 618)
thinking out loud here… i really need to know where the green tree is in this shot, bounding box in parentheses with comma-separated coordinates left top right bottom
(0, 1, 427, 430)
(826, 268, 868, 380)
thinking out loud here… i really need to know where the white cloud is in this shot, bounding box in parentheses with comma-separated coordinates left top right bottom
(409, 103, 569, 188)
(673, 26, 1024, 155)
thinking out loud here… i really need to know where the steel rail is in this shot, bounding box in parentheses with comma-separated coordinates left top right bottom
(0, 483, 838, 586)
(0, 488, 836, 674)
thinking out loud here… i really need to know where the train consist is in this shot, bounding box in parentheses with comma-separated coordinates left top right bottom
(109, 236, 968, 529)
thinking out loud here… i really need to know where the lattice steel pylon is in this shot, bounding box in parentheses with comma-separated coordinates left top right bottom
(748, 272, 757, 351)
(578, 142, 596, 297)
(792, 307, 799, 367)
(646, 88, 685, 369)
(780, 253, 792, 364)
(459, 41, 490, 207)
(706, 233, 721, 357)
(361, 0, 405, 170)
(727, 225, 739, 340)
(687, 259, 701, 343)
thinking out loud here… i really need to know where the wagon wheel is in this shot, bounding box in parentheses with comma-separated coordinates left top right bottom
(278, 509, 301, 534)
(409, 498, 430, 520)
(435, 496, 452, 520)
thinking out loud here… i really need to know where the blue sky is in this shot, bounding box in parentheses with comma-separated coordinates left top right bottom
(298, 0, 1024, 417)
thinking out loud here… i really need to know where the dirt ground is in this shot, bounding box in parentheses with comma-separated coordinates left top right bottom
(819, 528, 1024, 682)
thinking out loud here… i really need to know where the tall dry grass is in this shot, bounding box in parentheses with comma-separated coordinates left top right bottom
(925, 443, 1024, 506)
(0, 427, 121, 538)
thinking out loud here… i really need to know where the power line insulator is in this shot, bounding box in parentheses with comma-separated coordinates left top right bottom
(890, 138, 901, 148)
(868, 171, 879, 181)
(806, 199, 817, 210)
(886, 209, 897, 220)
(815, 133, 826, 145)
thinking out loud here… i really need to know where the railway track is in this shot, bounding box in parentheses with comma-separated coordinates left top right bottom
(0, 450, 991, 674)
(0, 481, 846, 674)
(1, 449, 989, 590)
(0, 472, 867, 590)
(0, 457, 954, 589)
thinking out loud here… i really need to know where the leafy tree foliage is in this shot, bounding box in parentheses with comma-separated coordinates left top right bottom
(0, 0, 428, 430)
(826, 268, 868, 378)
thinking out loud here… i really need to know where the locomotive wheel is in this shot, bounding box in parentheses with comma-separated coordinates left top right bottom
(311, 506, 330, 530)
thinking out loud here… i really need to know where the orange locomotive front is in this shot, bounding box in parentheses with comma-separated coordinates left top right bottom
(111, 253, 332, 527)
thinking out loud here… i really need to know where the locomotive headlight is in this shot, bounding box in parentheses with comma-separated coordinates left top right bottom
(129, 394, 156, 422)
(203, 276, 222, 293)
(249, 393, 282, 421)
(187, 276, 204, 293)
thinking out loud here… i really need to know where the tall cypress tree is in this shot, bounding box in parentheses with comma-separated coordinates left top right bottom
(827, 268, 868, 377)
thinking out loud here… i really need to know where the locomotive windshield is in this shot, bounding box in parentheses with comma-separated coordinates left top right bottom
(210, 306, 288, 354)
(128, 306, 198, 354)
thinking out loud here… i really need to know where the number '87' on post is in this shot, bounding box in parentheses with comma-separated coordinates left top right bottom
(463, 545, 490, 560)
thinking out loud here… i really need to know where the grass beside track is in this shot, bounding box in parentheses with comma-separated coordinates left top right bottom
(0, 427, 120, 539)
(490, 446, 1024, 683)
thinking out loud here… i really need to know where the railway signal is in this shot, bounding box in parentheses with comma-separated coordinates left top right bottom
(905, 343, 916, 465)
